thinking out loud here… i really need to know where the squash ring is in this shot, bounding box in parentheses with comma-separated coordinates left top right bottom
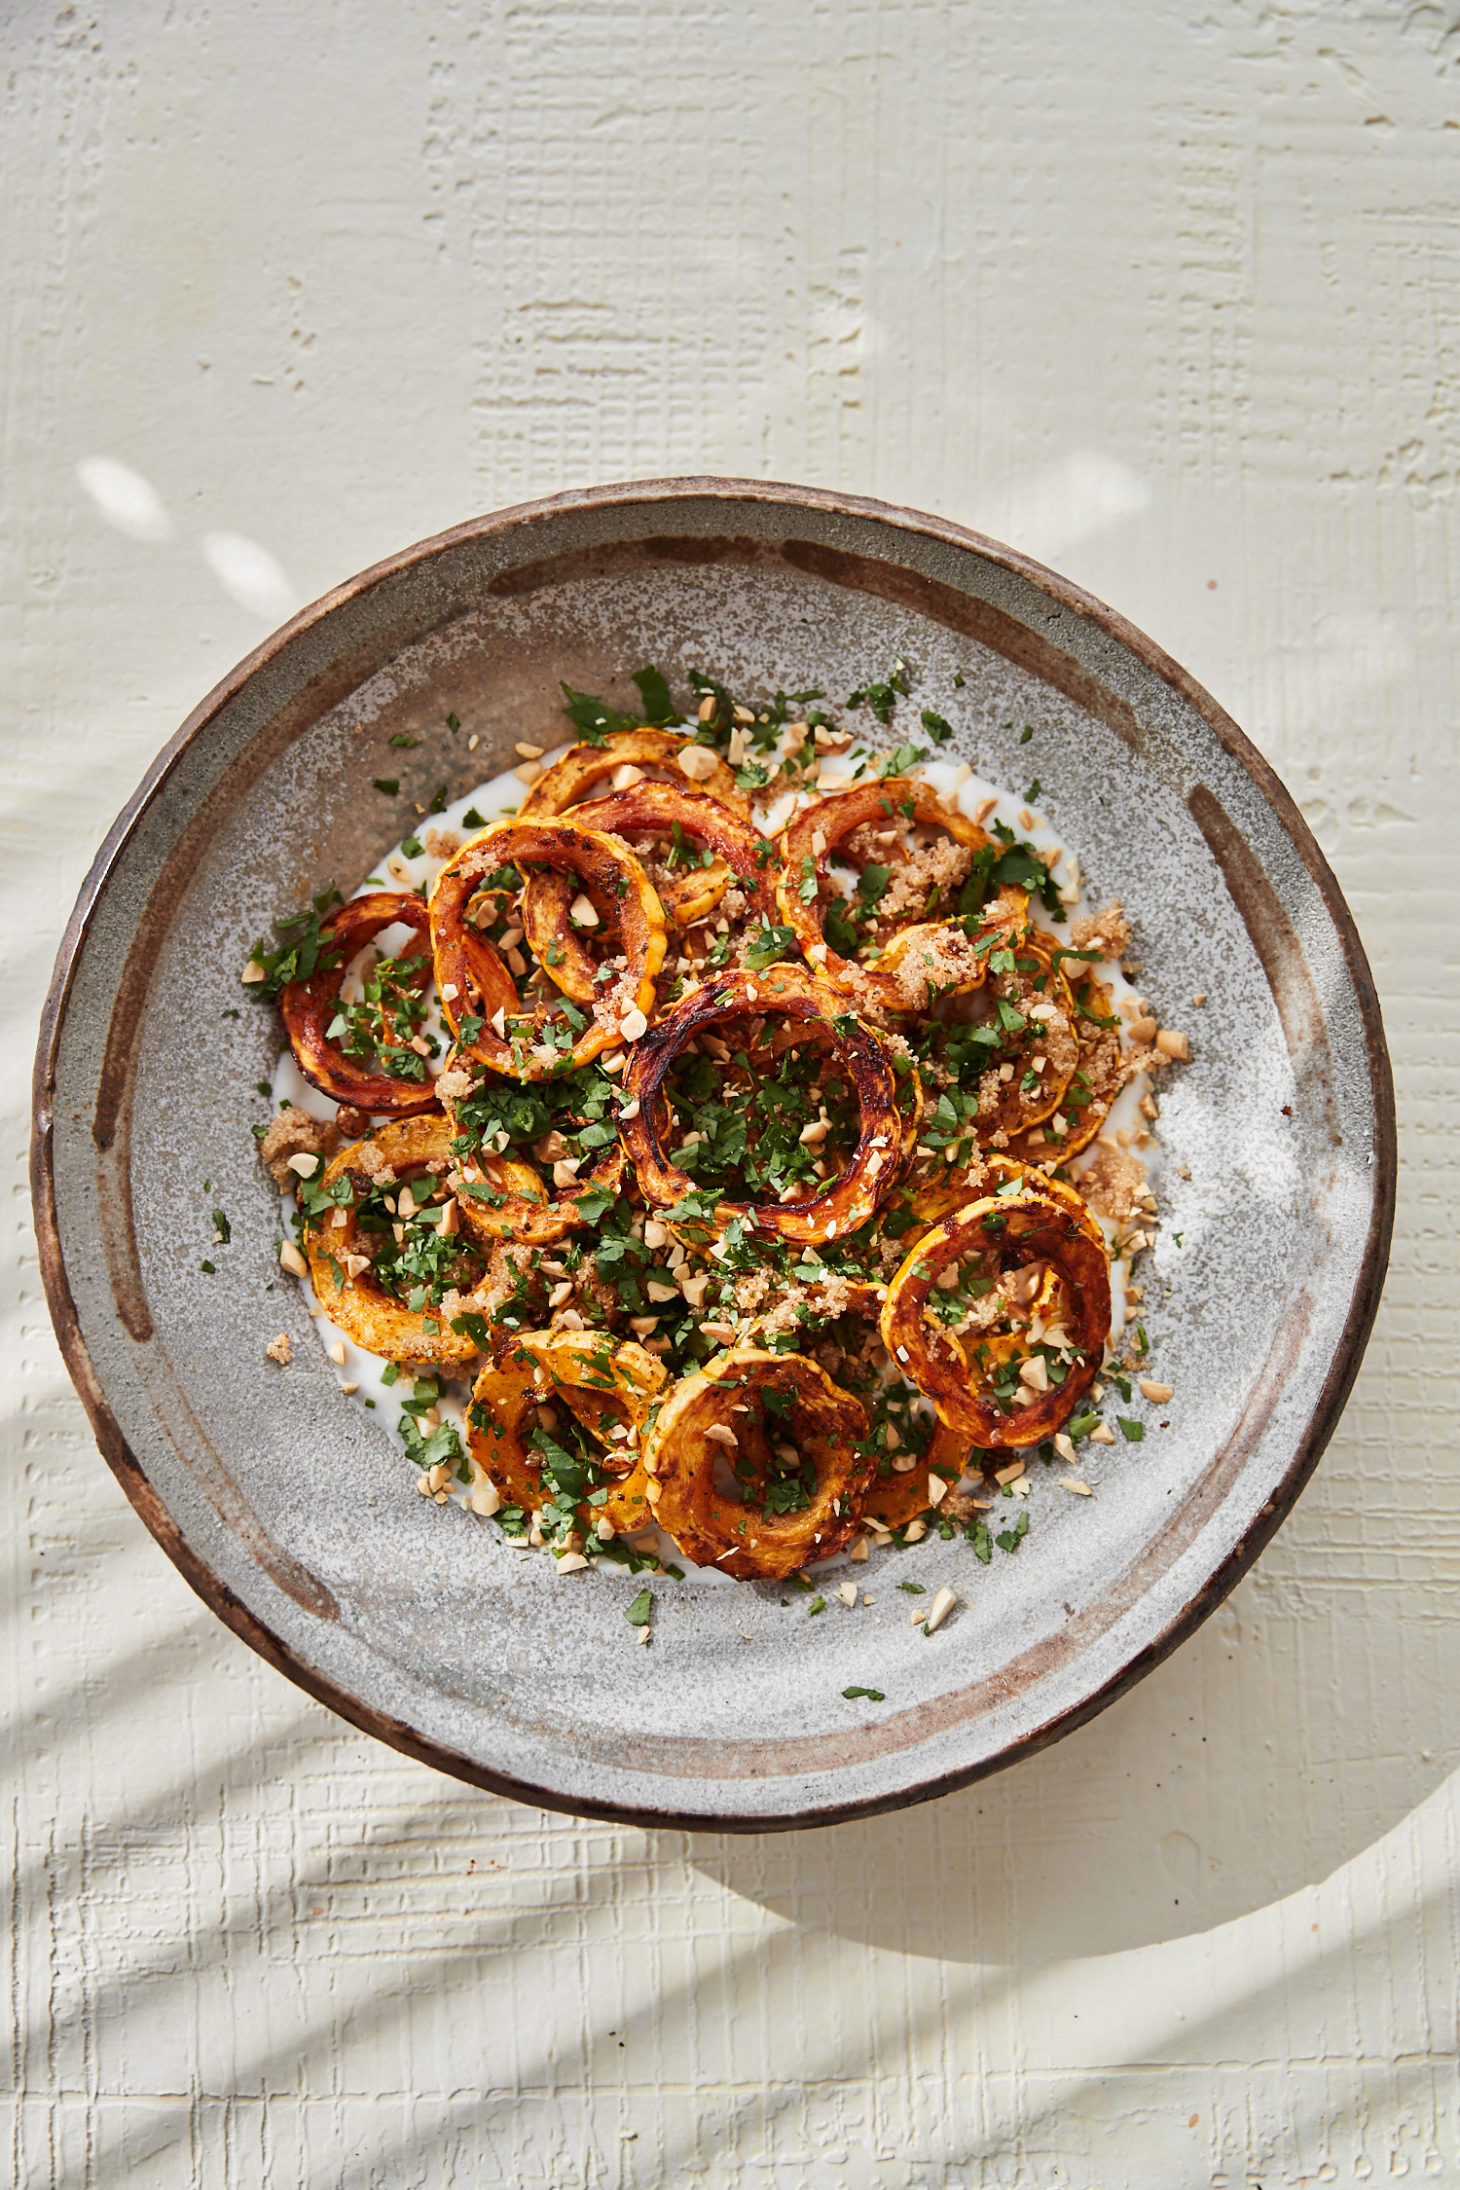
(430, 820, 668, 1080)
(519, 728, 747, 819)
(642, 1347, 872, 1579)
(436, 1043, 627, 1245)
(521, 782, 777, 1001)
(1006, 965, 1123, 1166)
(280, 890, 439, 1116)
(466, 1331, 666, 1535)
(777, 778, 1026, 1012)
(879, 1189, 1111, 1449)
(302, 1116, 482, 1369)
(620, 965, 905, 1244)
(970, 931, 1079, 1143)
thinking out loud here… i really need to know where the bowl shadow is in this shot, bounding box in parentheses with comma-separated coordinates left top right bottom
(679, 1485, 1455, 1964)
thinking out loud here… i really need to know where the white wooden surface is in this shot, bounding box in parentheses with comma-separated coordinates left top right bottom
(5, 5, 1456, 2183)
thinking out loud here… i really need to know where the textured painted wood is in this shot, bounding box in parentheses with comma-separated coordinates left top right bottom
(4, 2, 1456, 2182)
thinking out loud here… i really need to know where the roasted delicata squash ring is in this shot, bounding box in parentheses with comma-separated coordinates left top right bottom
(520, 782, 777, 1000)
(1005, 967, 1123, 1166)
(969, 931, 1079, 1142)
(436, 1044, 627, 1246)
(302, 1116, 481, 1369)
(430, 820, 668, 1080)
(900, 1149, 1107, 1245)
(777, 777, 1027, 1012)
(868, 892, 1030, 1013)
(985, 1154, 1105, 1247)
(620, 965, 905, 1245)
(879, 1189, 1111, 1449)
(466, 1331, 666, 1535)
(452, 1144, 627, 1246)
(642, 1348, 872, 1579)
(519, 727, 747, 820)
(524, 1329, 667, 1529)
(280, 890, 440, 1116)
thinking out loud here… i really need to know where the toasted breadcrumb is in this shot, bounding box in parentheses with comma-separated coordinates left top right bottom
(1070, 902, 1132, 961)
(872, 834, 977, 926)
(259, 1106, 342, 1190)
(265, 1333, 292, 1365)
(1074, 1144, 1147, 1224)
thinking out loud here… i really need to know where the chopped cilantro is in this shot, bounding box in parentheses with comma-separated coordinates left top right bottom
(389, 734, 420, 749)
(399, 1409, 465, 1474)
(1117, 1417, 1145, 1442)
(919, 709, 953, 744)
(842, 1686, 886, 1701)
(462, 806, 488, 829)
(560, 682, 635, 746)
(372, 777, 400, 797)
(1024, 778, 1041, 802)
(446, 710, 460, 731)
(243, 885, 344, 999)
(624, 1586, 653, 1627)
(745, 923, 796, 971)
(200, 1259, 215, 1274)
(848, 661, 910, 723)
(630, 665, 679, 725)
(996, 1510, 1030, 1553)
(211, 1209, 231, 1245)
(1019, 724, 1034, 743)
(400, 835, 423, 859)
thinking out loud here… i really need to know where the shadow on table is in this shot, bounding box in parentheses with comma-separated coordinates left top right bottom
(679, 1519, 1459, 1964)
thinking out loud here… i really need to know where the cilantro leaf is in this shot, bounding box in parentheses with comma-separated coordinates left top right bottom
(848, 660, 911, 723)
(398, 1410, 465, 1473)
(560, 682, 635, 747)
(745, 923, 796, 971)
(630, 665, 679, 726)
(244, 886, 345, 999)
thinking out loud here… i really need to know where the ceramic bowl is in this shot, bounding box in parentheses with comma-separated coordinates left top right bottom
(32, 480, 1394, 1828)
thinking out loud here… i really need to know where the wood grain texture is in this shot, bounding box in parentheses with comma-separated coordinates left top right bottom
(4, 1, 1456, 2182)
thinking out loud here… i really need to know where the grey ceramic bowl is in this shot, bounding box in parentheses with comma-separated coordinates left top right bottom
(32, 479, 1394, 1829)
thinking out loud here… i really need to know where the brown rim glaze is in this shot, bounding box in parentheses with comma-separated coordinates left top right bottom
(30, 477, 1396, 1832)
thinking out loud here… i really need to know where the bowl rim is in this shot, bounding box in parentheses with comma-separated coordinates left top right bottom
(30, 475, 1396, 1829)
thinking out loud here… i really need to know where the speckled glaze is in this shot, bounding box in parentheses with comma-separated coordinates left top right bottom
(31, 480, 1394, 1829)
